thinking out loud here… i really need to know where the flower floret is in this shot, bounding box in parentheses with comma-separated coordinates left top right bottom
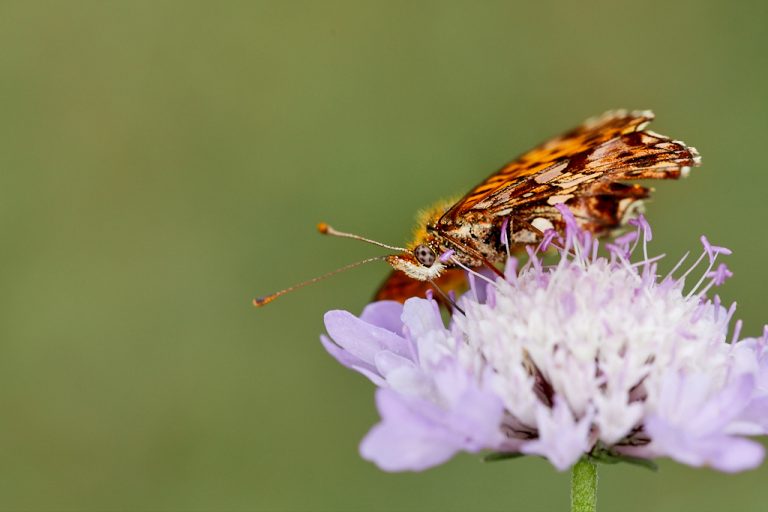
(321, 211, 768, 472)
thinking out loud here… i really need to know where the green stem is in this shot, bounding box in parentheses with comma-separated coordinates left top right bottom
(571, 458, 597, 512)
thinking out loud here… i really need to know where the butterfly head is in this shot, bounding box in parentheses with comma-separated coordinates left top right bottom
(379, 198, 460, 281)
(386, 242, 446, 281)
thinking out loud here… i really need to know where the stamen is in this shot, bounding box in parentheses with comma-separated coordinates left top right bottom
(731, 319, 743, 345)
(664, 251, 690, 283)
(539, 229, 559, 252)
(525, 245, 543, 273)
(629, 253, 665, 268)
(616, 231, 640, 255)
(679, 249, 707, 284)
(504, 257, 519, 282)
(700, 236, 732, 264)
(554, 204, 577, 254)
(697, 263, 734, 297)
(467, 272, 479, 303)
(708, 263, 733, 286)
(628, 216, 652, 262)
(501, 217, 511, 257)
(449, 257, 497, 288)
(690, 301, 707, 323)
(687, 248, 725, 299)
(593, 238, 602, 262)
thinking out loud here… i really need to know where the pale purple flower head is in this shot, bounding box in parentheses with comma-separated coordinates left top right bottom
(321, 206, 768, 473)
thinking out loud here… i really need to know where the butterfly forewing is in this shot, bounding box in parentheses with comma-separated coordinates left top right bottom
(438, 110, 695, 224)
(377, 110, 699, 307)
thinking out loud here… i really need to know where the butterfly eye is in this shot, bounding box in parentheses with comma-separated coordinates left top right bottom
(414, 244, 436, 267)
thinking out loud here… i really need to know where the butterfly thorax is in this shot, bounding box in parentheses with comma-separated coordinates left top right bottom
(385, 201, 507, 281)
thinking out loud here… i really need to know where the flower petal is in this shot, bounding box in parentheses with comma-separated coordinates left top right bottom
(324, 309, 410, 364)
(401, 298, 445, 340)
(360, 362, 506, 471)
(647, 372, 764, 471)
(320, 334, 384, 385)
(646, 415, 765, 472)
(360, 389, 462, 472)
(360, 301, 405, 334)
(521, 398, 592, 471)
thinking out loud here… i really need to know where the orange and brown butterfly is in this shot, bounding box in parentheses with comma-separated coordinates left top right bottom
(254, 110, 700, 308)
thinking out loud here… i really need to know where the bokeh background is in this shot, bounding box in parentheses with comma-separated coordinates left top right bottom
(1, 1, 767, 510)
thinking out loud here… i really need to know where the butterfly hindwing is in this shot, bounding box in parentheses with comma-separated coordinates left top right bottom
(374, 268, 468, 305)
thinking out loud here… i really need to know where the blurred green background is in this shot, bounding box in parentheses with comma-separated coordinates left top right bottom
(1, 1, 767, 510)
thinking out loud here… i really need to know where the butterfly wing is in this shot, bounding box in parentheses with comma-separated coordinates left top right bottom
(439, 110, 699, 224)
(379, 110, 699, 305)
(374, 268, 468, 305)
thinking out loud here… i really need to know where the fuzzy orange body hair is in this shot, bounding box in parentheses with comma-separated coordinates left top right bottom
(408, 197, 458, 249)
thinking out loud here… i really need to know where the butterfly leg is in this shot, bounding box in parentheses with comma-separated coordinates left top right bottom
(516, 217, 553, 244)
(428, 280, 465, 315)
(515, 216, 575, 255)
(433, 229, 506, 279)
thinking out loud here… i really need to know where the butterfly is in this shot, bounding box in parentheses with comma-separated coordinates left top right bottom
(253, 110, 699, 308)
(373, 109, 700, 303)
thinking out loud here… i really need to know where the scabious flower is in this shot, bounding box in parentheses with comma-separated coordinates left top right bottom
(321, 205, 768, 473)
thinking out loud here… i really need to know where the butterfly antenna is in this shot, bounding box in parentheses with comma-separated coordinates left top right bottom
(318, 222, 408, 252)
(253, 256, 386, 307)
